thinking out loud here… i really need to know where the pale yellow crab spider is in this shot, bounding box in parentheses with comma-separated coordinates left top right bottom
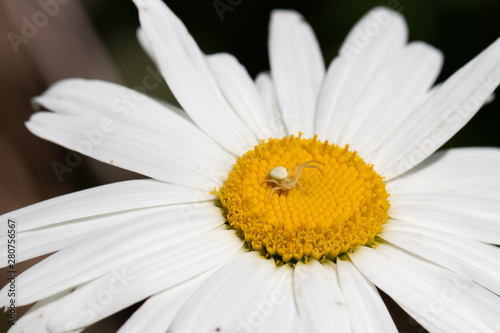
(266, 160, 325, 201)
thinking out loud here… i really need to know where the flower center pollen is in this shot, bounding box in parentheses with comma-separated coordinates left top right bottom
(217, 135, 390, 263)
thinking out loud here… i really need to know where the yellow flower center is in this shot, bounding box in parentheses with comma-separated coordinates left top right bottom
(217, 135, 390, 263)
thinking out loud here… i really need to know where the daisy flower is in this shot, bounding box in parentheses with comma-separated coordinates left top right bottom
(2, 0, 500, 332)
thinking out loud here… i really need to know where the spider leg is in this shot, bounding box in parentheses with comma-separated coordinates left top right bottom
(293, 161, 325, 184)
(265, 179, 280, 186)
(297, 179, 303, 192)
(293, 163, 303, 185)
(269, 186, 281, 201)
(297, 160, 325, 168)
(303, 164, 325, 177)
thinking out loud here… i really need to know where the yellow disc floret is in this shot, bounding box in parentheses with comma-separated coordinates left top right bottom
(217, 134, 390, 263)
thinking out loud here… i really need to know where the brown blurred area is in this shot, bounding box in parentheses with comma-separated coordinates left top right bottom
(0, 1, 140, 331)
(0, 0, 134, 214)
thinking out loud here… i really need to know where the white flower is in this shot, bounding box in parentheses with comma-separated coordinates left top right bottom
(2, 0, 500, 332)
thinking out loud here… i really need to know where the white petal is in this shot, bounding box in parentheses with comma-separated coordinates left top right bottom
(380, 220, 500, 295)
(46, 228, 243, 330)
(30, 79, 234, 190)
(27, 112, 230, 191)
(293, 260, 351, 332)
(1, 179, 213, 235)
(257, 264, 304, 333)
(387, 147, 500, 185)
(118, 270, 212, 333)
(373, 37, 500, 179)
(315, 7, 407, 143)
(485, 92, 495, 104)
(0, 204, 225, 306)
(350, 243, 500, 332)
(341, 42, 443, 160)
(254, 72, 287, 138)
(207, 53, 272, 140)
(136, 27, 156, 64)
(133, 0, 257, 154)
(0, 206, 169, 266)
(169, 251, 279, 332)
(387, 148, 500, 244)
(34, 78, 182, 125)
(149, 96, 194, 123)
(7, 289, 80, 333)
(337, 259, 398, 333)
(269, 10, 325, 138)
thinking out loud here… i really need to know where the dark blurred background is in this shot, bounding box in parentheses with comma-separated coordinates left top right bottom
(0, 0, 499, 332)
